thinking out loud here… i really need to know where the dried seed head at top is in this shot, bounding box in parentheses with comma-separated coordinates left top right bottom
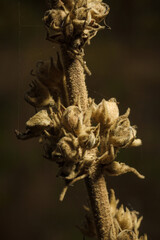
(43, 0, 110, 50)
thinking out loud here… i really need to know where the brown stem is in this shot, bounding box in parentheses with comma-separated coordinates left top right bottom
(60, 45, 88, 111)
(60, 45, 115, 240)
(85, 164, 115, 240)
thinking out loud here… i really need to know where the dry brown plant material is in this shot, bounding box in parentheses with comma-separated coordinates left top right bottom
(79, 189, 147, 240)
(16, 0, 147, 239)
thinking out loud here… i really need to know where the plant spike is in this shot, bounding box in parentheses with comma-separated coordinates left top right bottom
(16, 1, 147, 239)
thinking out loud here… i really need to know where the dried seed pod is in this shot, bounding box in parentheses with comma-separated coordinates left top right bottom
(26, 110, 52, 129)
(54, 135, 78, 161)
(88, 1, 110, 23)
(62, 106, 83, 132)
(78, 125, 100, 149)
(108, 109, 137, 148)
(92, 98, 119, 126)
(78, 131, 94, 148)
(116, 206, 133, 230)
(44, 9, 67, 29)
(117, 230, 137, 240)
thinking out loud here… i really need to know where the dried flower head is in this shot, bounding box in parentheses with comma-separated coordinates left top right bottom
(44, 0, 110, 52)
(16, 93, 144, 200)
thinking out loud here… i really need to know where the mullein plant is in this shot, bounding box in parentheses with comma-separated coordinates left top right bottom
(15, 0, 147, 239)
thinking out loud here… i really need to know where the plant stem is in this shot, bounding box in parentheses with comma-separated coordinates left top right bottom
(60, 45, 115, 240)
(85, 164, 115, 240)
(60, 45, 88, 111)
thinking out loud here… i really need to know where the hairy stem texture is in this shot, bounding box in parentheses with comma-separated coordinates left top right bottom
(61, 45, 114, 240)
(85, 165, 115, 240)
(60, 45, 88, 111)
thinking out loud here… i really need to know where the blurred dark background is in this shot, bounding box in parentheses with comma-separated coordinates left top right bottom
(0, 0, 160, 239)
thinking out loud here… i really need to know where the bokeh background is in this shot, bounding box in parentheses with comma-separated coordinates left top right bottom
(0, 0, 160, 239)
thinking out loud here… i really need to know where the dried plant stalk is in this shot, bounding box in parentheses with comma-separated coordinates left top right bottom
(60, 39, 114, 240)
(85, 165, 116, 239)
(60, 46, 88, 110)
(16, 1, 147, 239)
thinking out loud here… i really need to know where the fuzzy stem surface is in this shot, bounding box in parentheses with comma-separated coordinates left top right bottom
(85, 164, 115, 240)
(60, 45, 88, 111)
(60, 45, 114, 240)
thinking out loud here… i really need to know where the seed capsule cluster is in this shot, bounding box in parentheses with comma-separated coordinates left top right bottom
(16, 73, 144, 200)
(80, 189, 147, 240)
(109, 190, 147, 240)
(15, 1, 147, 238)
(44, 0, 109, 53)
(16, 1, 144, 200)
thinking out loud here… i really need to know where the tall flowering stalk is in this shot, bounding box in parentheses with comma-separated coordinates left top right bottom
(16, 1, 147, 239)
